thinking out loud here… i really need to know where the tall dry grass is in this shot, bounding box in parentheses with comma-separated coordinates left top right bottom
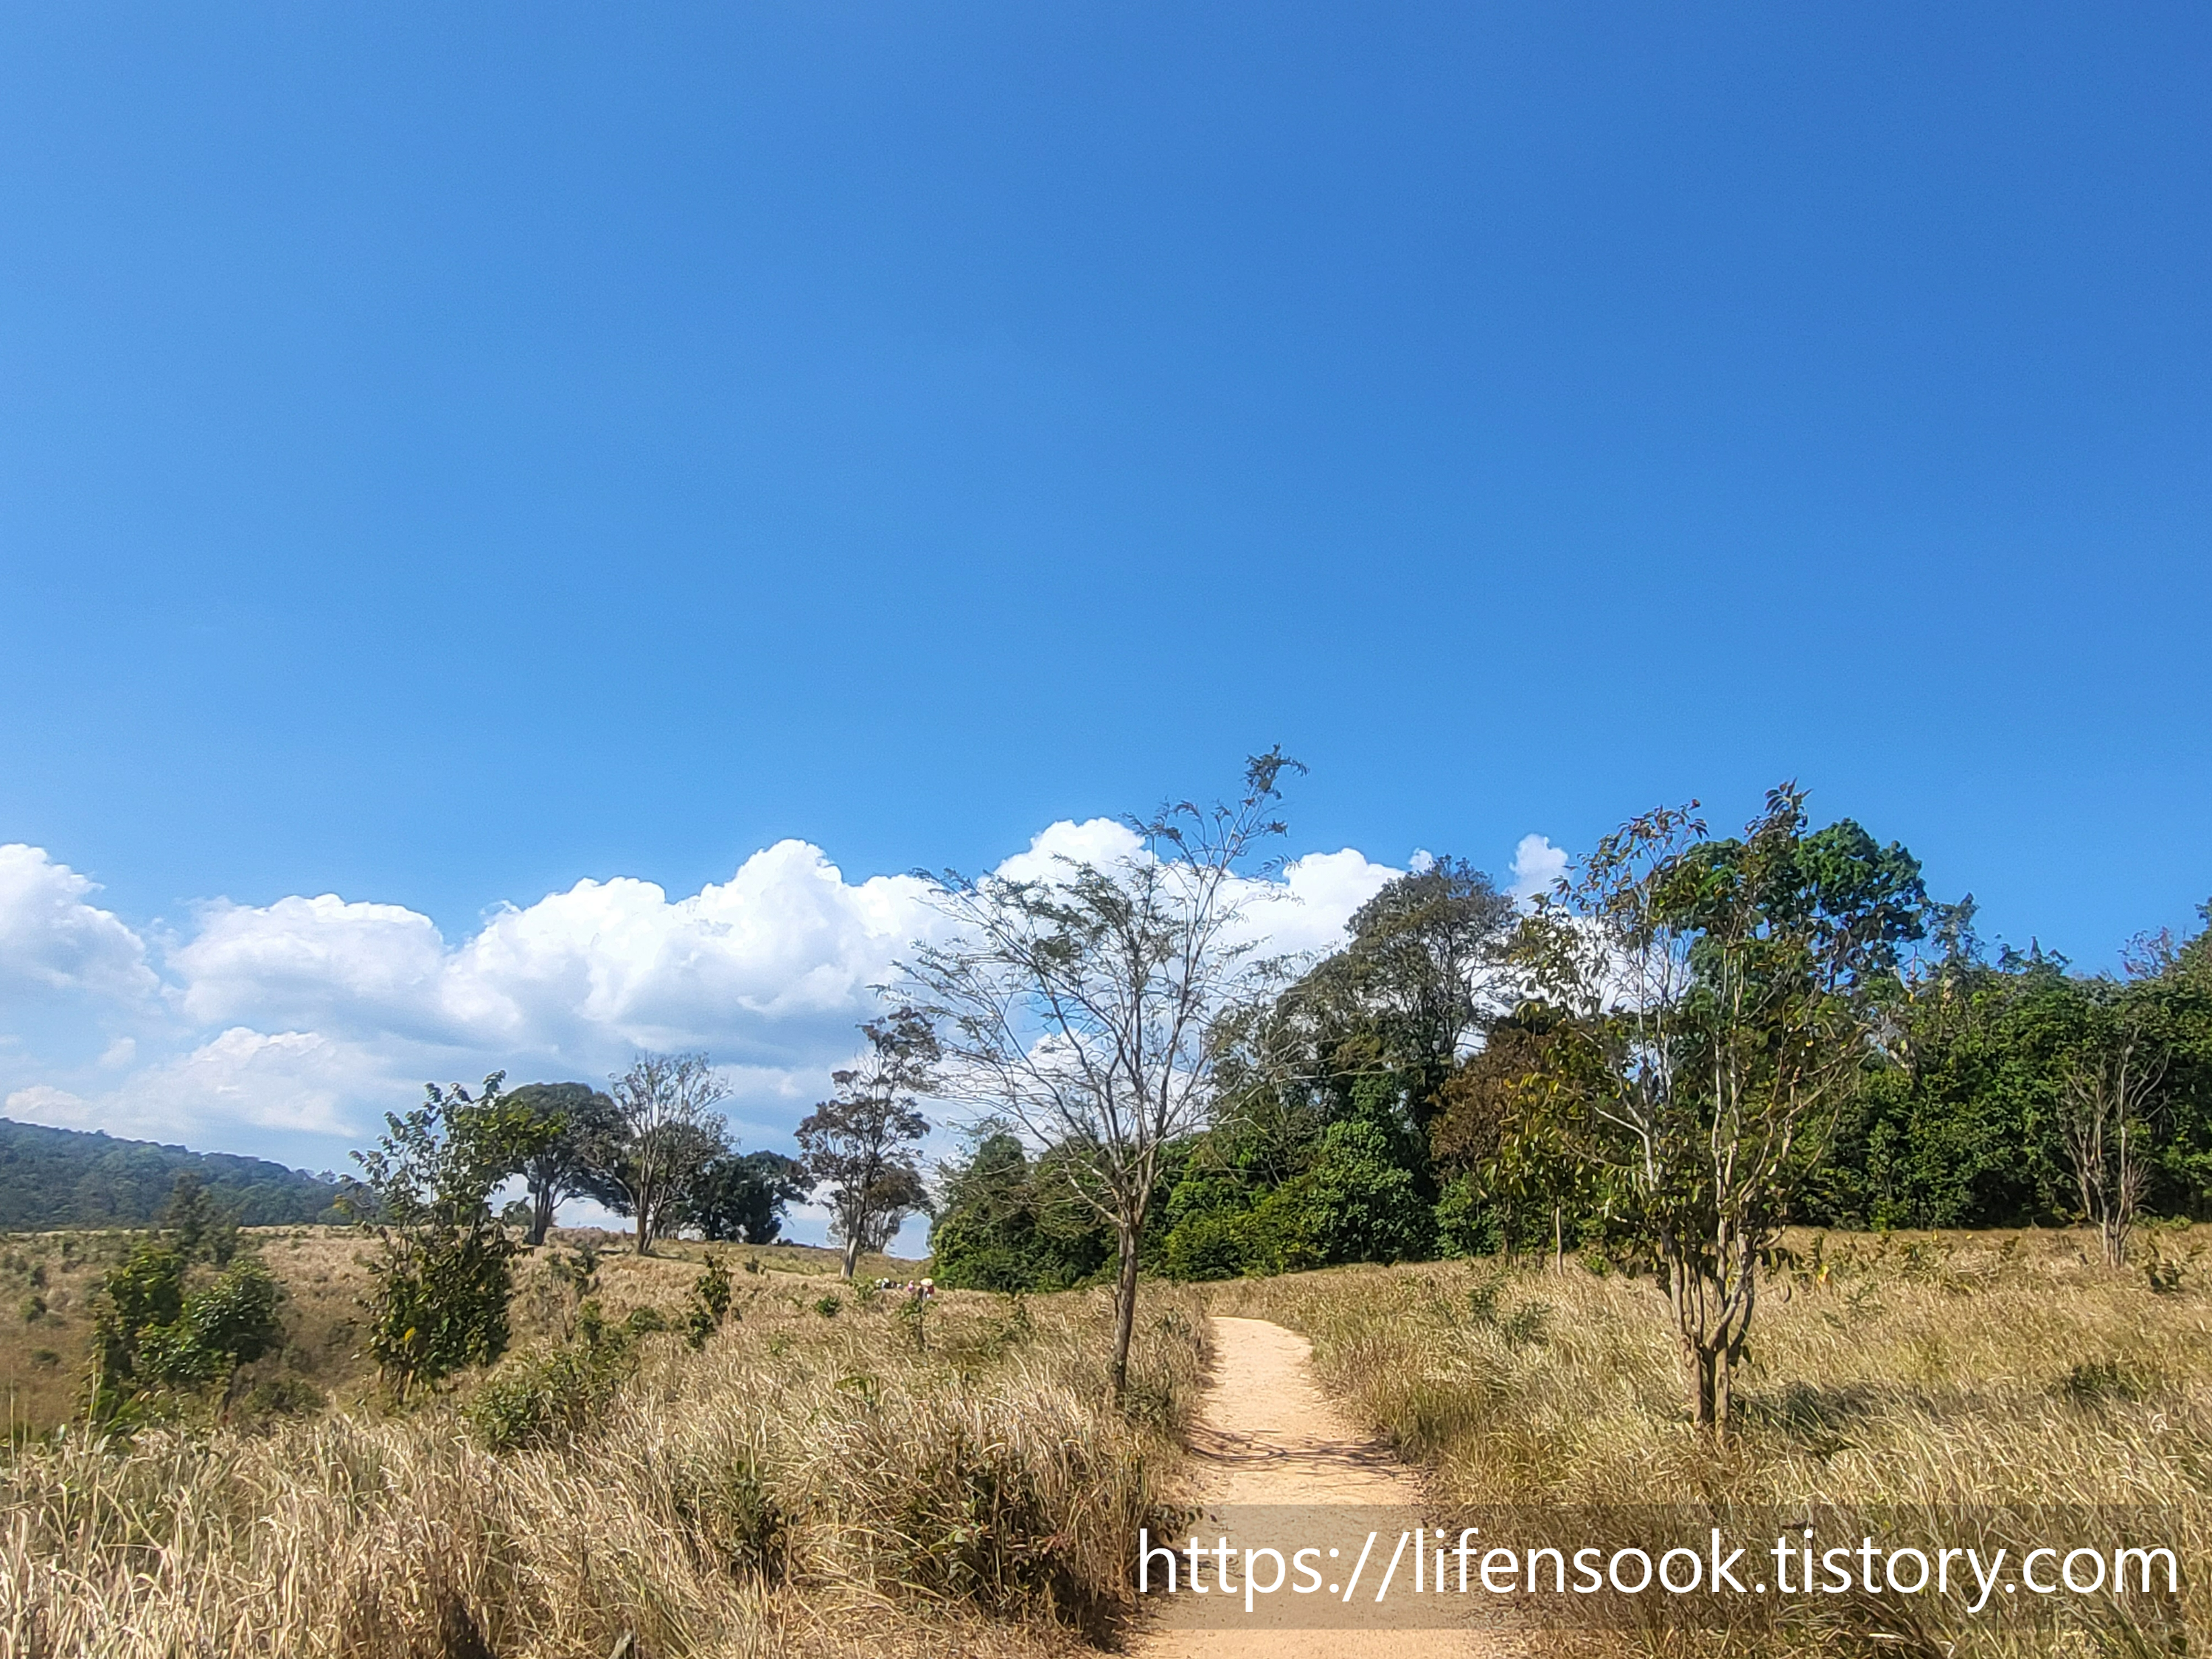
(1212, 1228, 2210, 1655)
(1, 1281, 1208, 1659)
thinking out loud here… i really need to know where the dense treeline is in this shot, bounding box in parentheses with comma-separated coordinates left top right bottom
(929, 827, 2212, 1291)
(0, 1118, 346, 1231)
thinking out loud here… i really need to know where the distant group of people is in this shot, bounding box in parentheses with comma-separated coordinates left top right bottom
(873, 1276, 935, 1298)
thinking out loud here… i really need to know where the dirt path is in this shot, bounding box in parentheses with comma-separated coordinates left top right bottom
(1128, 1315, 1523, 1658)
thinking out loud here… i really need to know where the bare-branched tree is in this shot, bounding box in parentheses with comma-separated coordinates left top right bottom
(589, 1052, 731, 1255)
(907, 749, 1301, 1400)
(796, 1007, 938, 1279)
(2061, 1033, 2166, 1268)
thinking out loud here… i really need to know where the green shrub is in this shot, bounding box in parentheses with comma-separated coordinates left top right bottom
(467, 1335, 636, 1453)
(91, 1242, 282, 1421)
(1161, 1210, 1249, 1281)
(685, 1256, 735, 1349)
(363, 1228, 513, 1398)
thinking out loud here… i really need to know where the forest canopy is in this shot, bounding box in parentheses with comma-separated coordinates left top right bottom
(929, 812, 2212, 1293)
(0, 1119, 346, 1231)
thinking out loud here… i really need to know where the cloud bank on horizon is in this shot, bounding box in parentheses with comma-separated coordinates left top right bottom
(0, 825, 1568, 1176)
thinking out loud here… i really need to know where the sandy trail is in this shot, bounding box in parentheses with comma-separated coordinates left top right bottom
(1127, 1315, 1520, 1658)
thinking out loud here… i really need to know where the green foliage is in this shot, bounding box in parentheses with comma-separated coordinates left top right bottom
(798, 1009, 935, 1274)
(1295, 1118, 1434, 1264)
(0, 1116, 344, 1231)
(542, 1239, 601, 1338)
(1159, 1119, 1431, 1278)
(467, 1326, 638, 1453)
(88, 1191, 282, 1425)
(1431, 1174, 1500, 1258)
(500, 1082, 621, 1245)
(685, 1254, 736, 1348)
(928, 1133, 1114, 1293)
(1811, 902, 2212, 1231)
(351, 1075, 524, 1400)
(683, 1150, 807, 1244)
(1253, 858, 1517, 1157)
(361, 1227, 514, 1394)
(1159, 1208, 1251, 1280)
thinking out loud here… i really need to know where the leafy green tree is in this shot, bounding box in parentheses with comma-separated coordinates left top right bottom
(502, 1082, 622, 1245)
(1287, 857, 1517, 1136)
(88, 1175, 280, 1423)
(797, 1008, 938, 1279)
(1284, 1118, 1433, 1265)
(682, 1150, 808, 1243)
(1808, 908, 2212, 1234)
(1427, 1010, 1589, 1259)
(930, 1132, 1115, 1291)
(1206, 858, 1516, 1216)
(1518, 787, 1932, 1433)
(350, 1074, 526, 1400)
(580, 1053, 732, 1255)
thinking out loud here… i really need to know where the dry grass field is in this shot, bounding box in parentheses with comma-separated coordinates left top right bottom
(1212, 1226, 2212, 1655)
(1, 1229, 1210, 1659)
(4, 1223, 2206, 1657)
(0, 1226, 933, 1439)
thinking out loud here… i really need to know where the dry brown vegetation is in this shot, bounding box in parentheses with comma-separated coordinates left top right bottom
(1, 1245, 1209, 1659)
(0, 1226, 931, 1438)
(6, 1224, 2207, 1658)
(1211, 1226, 2211, 1655)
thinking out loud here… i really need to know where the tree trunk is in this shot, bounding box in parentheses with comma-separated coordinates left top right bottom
(1551, 1205, 1564, 1275)
(841, 1230, 862, 1281)
(529, 1182, 553, 1248)
(1108, 1219, 1141, 1403)
(1666, 1245, 1739, 1438)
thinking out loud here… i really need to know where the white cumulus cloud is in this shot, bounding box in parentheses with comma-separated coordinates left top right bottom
(1509, 833, 1570, 902)
(7, 1029, 365, 1143)
(0, 844, 159, 1003)
(0, 822, 1472, 1180)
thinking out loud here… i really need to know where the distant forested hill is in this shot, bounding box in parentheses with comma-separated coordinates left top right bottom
(0, 1119, 347, 1230)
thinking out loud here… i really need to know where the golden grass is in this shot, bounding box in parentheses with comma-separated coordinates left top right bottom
(0, 1275, 1208, 1658)
(0, 1225, 932, 1437)
(1208, 1227, 2211, 1655)
(10, 1222, 2205, 1657)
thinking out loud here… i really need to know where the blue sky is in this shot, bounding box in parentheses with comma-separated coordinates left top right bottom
(1, 5, 2208, 1207)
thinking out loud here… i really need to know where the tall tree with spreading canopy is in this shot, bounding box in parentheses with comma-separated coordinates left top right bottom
(1285, 856, 1517, 1133)
(682, 1149, 810, 1244)
(1517, 785, 1931, 1433)
(796, 1007, 937, 1278)
(908, 749, 1300, 1399)
(585, 1053, 731, 1255)
(501, 1082, 622, 1245)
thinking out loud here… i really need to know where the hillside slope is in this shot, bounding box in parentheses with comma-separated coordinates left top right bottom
(0, 1118, 346, 1230)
